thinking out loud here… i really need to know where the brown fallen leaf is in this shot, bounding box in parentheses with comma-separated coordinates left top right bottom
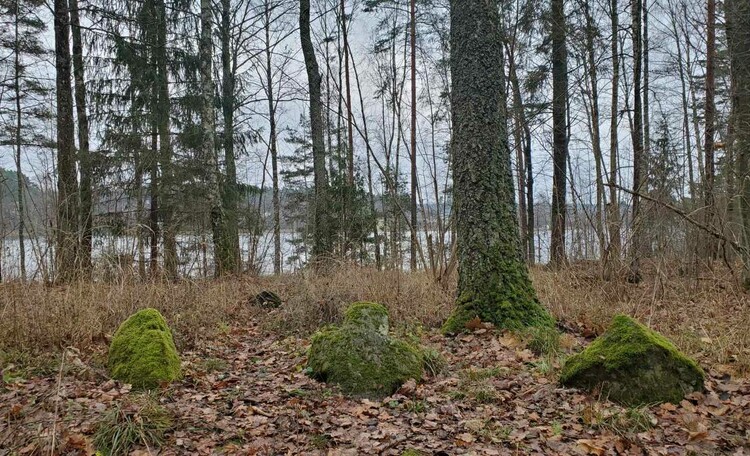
(577, 439, 606, 456)
(456, 432, 476, 445)
(397, 378, 417, 396)
(465, 317, 483, 331)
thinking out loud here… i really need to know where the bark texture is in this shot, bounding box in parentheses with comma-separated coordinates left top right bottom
(54, 0, 81, 283)
(549, 0, 568, 267)
(301, 0, 334, 263)
(443, 0, 552, 333)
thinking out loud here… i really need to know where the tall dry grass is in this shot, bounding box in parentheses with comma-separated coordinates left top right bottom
(533, 262, 750, 374)
(0, 266, 453, 355)
(1, 262, 748, 374)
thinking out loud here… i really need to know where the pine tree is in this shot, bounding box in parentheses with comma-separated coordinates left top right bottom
(443, 0, 552, 333)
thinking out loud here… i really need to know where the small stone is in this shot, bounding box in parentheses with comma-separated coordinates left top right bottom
(254, 291, 282, 308)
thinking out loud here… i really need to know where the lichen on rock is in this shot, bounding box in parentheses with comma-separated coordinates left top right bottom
(560, 314, 704, 405)
(108, 308, 181, 389)
(306, 302, 423, 397)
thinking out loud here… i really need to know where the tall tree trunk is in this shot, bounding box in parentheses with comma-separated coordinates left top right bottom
(220, 0, 240, 274)
(550, 0, 568, 267)
(201, 0, 223, 277)
(443, 0, 552, 333)
(263, 3, 281, 275)
(703, 0, 717, 260)
(507, 45, 532, 263)
(583, 0, 606, 263)
(607, 0, 621, 266)
(69, 0, 92, 276)
(13, 0, 26, 281)
(149, 123, 159, 277)
(155, 0, 177, 279)
(642, 0, 650, 256)
(301, 0, 333, 263)
(410, 0, 418, 271)
(727, 0, 750, 287)
(341, 0, 354, 259)
(54, 0, 80, 283)
(669, 5, 696, 203)
(628, 0, 645, 283)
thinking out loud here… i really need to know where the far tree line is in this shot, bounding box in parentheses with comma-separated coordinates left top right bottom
(1, 0, 750, 286)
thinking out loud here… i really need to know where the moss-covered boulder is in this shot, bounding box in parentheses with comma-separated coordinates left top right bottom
(108, 308, 181, 388)
(560, 315, 704, 405)
(306, 302, 423, 397)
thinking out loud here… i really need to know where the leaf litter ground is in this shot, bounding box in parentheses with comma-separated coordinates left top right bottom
(2, 320, 749, 455)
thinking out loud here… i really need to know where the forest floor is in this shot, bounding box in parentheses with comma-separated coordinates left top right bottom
(1, 263, 750, 455)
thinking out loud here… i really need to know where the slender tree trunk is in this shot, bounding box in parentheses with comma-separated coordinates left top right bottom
(507, 46, 529, 262)
(583, 0, 606, 262)
(69, 0, 92, 276)
(220, 0, 240, 274)
(301, 0, 333, 263)
(13, 1, 26, 281)
(263, 4, 281, 275)
(607, 0, 622, 266)
(149, 123, 159, 277)
(444, 0, 551, 333)
(341, 0, 354, 259)
(54, 0, 80, 283)
(550, 0, 568, 267)
(341, 0, 354, 186)
(643, 0, 651, 255)
(703, 0, 717, 260)
(201, 0, 223, 277)
(134, 144, 146, 279)
(669, 5, 696, 203)
(727, 0, 750, 287)
(409, 0, 418, 271)
(628, 0, 645, 283)
(154, 0, 177, 279)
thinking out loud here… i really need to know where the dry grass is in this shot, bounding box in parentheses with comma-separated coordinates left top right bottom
(2, 261, 749, 375)
(533, 261, 750, 375)
(0, 266, 453, 357)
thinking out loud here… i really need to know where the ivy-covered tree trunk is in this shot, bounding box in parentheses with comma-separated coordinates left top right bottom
(54, 0, 81, 283)
(443, 0, 552, 333)
(300, 0, 334, 264)
(727, 0, 750, 287)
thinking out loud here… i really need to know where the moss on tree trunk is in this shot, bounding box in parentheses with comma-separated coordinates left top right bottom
(443, 0, 552, 333)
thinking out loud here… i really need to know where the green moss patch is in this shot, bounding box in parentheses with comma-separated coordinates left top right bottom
(306, 302, 423, 397)
(560, 315, 704, 405)
(343, 302, 389, 335)
(108, 308, 181, 389)
(442, 289, 554, 334)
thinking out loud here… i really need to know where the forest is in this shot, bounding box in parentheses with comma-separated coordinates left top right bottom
(1, 0, 750, 454)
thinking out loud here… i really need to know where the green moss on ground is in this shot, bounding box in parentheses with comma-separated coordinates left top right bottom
(108, 308, 181, 389)
(307, 302, 423, 397)
(560, 314, 704, 405)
